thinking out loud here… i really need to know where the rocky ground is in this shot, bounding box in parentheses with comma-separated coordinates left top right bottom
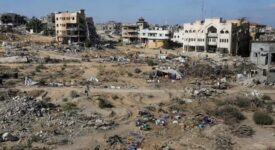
(0, 34, 275, 150)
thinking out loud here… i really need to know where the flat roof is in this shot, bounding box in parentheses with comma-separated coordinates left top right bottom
(251, 41, 275, 43)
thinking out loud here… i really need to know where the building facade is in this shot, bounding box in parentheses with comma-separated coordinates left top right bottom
(250, 41, 275, 83)
(122, 24, 139, 44)
(172, 30, 184, 43)
(122, 17, 149, 44)
(182, 18, 251, 56)
(139, 27, 171, 49)
(183, 18, 235, 54)
(55, 9, 88, 44)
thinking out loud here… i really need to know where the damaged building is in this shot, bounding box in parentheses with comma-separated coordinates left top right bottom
(122, 17, 149, 44)
(250, 41, 275, 83)
(139, 26, 171, 49)
(55, 9, 98, 45)
(182, 18, 250, 56)
(0, 13, 27, 31)
(41, 13, 56, 36)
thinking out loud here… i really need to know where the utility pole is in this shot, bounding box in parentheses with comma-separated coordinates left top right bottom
(201, 0, 205, 20)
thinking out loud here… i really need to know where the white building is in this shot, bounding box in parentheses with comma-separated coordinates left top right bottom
(139, 27, 171, 49)
(172, 30, 184, 43)
(183, 18, 236, 54)
(250, 41, 275, 83)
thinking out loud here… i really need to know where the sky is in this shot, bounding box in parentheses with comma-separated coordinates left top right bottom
(0, 0, 274, 26)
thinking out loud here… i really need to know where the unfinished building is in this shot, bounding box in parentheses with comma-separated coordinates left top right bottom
(250, 41, 275, 83)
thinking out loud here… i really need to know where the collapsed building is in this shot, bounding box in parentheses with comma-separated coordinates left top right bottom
(41, 13, 56, 36)
(96, 21, 122, 42)
(249, 23, 266, 41)
(55, 9, 98, 45)
(0, 13, 27, 31)
(250, 41, 275, 83)
(182, 18, 250, 56)
(259, 27, 275, 42)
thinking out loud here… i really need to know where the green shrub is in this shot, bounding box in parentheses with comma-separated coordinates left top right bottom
(235, 97, 250, 108)
(253, 112, 273, 125)
(112, 95, 119, 100)
(62, 97, 68, 102)
(98, 98, 113, 109)
(127, 72, 133, 77)
(70, 90, 79, 98)
(262, 94, 272, 100)
(61, 102, 78, 111)
(35, 63, 47, 72)
(215, 105, 245, 125)
(5, 80, 17, 86)
(146, 59, 157, 66)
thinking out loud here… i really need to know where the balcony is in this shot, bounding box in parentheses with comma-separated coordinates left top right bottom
(207, 33, 218, 37)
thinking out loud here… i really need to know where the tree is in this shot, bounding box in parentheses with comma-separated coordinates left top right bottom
(162, 40, 182, 49)
(26, 17, 43, 33)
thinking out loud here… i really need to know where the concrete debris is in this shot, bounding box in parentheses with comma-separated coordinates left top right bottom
(0, 132, 19, 142)
(0, 56, 28, 63)
(106, 135, 124, 146)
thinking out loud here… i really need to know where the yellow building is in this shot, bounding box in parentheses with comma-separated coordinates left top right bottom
(55, 9, 87, 44)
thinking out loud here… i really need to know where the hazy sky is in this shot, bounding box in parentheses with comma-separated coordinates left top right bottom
(0, 0, 274, 26)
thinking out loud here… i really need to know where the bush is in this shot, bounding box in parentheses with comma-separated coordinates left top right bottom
(5, 80, 17, 86)
(127, 72, 133, 77)
(147, 59, 157, 66)
(162, 40, 182, 49)
(98, 98, 113, 109)
(215, 105, 245, 125)
(253, 112, 273, 125)
(38, 79, 47, 86)
(62, 102, 78, 111)
(235, 97, 250, 108)
(35, 63, 47, 72)
(70, 90, 79, 98)
(112, 95, 119, 100)
(262, 94, 272, 100)
(134, 68, 142, 74)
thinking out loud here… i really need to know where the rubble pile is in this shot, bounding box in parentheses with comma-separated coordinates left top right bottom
(0, 95, 117, 143)
(232, 125, 254, 138)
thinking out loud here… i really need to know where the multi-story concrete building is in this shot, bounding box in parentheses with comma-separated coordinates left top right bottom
(139, 26, 171, 48)
(172, 30, 184, 44)
(250, 41, 275, 83)
(182, 18, 251, 56)
(55, 9, 88, 44)
(122, 17, 149, 44)
(183, 18, 235, 54)
(122, 24, 139, 44)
